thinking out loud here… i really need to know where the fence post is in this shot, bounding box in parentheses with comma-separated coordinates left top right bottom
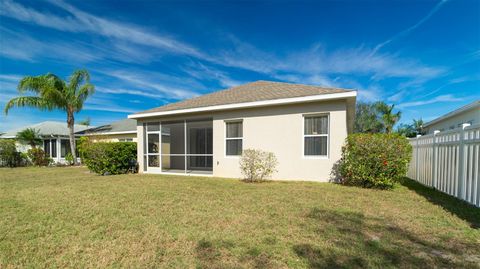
(432, 130, 440, 189)
(458, 123, 471, 199)
(415, 135, 421, 180)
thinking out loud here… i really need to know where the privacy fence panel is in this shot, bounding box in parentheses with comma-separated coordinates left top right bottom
(408, 124, 480, 207)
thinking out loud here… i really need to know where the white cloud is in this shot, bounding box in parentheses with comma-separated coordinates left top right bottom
(372, 0, 449, 54)
(182, 62, 246, 88)
(397, 94, 464, 108)
(0, 0, 205, 59)
(96, 86, 168, 99)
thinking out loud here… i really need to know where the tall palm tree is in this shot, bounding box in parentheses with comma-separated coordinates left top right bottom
(376, 102, 401, 133)
(4, 70, 95, 164)
(16, 128, 42, 148)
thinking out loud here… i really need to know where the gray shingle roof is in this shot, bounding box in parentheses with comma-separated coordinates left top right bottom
(78, 118, 137, 134)
(134, 80, 353, 115)
(0, 121, 90, 138)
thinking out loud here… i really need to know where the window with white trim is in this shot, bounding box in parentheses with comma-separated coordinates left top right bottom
(304, 115, 328, 156)
(225, 121, 243, 156)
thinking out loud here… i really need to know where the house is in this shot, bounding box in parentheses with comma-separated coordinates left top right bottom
(77, 118, 137, 142)
(128, 81, 357, 181)
(423, 100, 480, 134)
(0, 121, 89, 163)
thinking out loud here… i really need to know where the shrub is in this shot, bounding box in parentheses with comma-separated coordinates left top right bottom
(239, 149, 278, 182)
(82, 142, 137, 175)
(338, 133, 412, 189)
(0, 139, 27, 167)
(27, 148, 52, 166)
(65, 152, 74, 165)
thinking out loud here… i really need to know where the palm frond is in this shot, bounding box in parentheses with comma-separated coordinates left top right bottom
(4, 96, 54, 115)
(68, 69, 90, 93)
(73, 83, 95, 111)
(18, 76, 51, 94)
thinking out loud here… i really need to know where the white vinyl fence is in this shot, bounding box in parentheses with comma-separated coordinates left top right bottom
(408, 123, 480, 207)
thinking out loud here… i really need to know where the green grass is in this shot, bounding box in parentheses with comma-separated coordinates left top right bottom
(1, 167, 479, 268)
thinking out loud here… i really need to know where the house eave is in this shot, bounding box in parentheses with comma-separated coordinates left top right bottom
(423, 100, 480, 128)
(128, 91, 357, 119)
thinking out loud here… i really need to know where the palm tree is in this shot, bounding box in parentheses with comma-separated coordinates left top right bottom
(4, 70, 95, 164)
(16, 128, 42, 148)
(412, 118, 425, 136)
(376, 102, 401, 133)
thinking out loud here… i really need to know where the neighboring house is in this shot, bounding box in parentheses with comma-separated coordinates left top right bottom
(77, 118, 137, 142)
(0, 121, 89, 163)
(423, 100, 480, 134)
(128, 80, 357, 181)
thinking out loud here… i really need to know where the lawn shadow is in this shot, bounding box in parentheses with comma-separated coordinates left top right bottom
(294, 207, 479, 268)
(401, 178, 480, 229)
(195, 238, 276, 269)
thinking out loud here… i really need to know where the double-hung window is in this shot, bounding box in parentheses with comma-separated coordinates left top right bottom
(225, 121, 243, 156)
(304, 114, 328, 157)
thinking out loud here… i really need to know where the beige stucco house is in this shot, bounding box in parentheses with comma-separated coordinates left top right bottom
(128, 81, 357, 181)
(423, 100, 480, 134)
(77, 118, 137, 142)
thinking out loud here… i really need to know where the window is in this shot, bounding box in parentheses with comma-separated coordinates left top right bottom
(60, 139, 78, 158)
(51, 139, 57, 157)
(304, 115, 328, 156)
(61, 140, 70, 157)
(225, 121, 243, 156)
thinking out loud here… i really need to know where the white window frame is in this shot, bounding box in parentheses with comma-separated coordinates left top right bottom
(225, 119, 243, 157)
(302, 113, 329, 159)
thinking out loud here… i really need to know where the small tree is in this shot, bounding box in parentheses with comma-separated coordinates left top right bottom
(239, 149, 278, 182)
(16, 128, 42, 148)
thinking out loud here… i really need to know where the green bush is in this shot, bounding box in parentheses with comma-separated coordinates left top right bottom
(82, 142, 137, 175)
(27, 148, 52, 166)
(65, 152, 74, 166)
(0, 139, 28, 167)
(338, 133, 412, 189)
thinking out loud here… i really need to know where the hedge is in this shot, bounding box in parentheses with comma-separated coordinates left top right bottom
(338, 133, 412, 189)
(81, 142, 137, 175)
(0, 139, 28, 167)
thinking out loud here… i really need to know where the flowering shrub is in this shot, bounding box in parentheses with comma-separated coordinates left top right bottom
(338, 133, 412, 189)
(239, 149, 278, 182)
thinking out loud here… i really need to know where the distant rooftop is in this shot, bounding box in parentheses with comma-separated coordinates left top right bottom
(78, 118, 137, 135)
(0, 121, 90, 138)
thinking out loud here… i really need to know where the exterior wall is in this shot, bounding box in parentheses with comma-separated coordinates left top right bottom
(136, 100, 349, 182)
(88, 133, 138, 142)
(424, 108, 480, 134)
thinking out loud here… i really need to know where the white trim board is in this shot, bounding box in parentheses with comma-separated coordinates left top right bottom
(129, 91, 357, 119)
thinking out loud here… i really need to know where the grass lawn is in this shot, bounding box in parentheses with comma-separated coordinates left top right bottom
(1, 167, 479, 268)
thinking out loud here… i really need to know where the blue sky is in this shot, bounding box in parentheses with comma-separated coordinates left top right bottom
(0, 0, 479, 132)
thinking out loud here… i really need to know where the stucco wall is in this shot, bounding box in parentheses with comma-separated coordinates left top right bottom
(136, 99, 349, 182)
(425, 108, 480, 134)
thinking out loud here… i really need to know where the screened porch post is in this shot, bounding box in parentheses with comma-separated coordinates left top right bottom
(184, 119, 187, 174)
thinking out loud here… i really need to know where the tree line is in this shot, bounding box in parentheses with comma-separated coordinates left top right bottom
(354, 101, 425, 138)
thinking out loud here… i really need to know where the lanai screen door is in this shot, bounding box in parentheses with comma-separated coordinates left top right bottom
(145, 119, 213, 174)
